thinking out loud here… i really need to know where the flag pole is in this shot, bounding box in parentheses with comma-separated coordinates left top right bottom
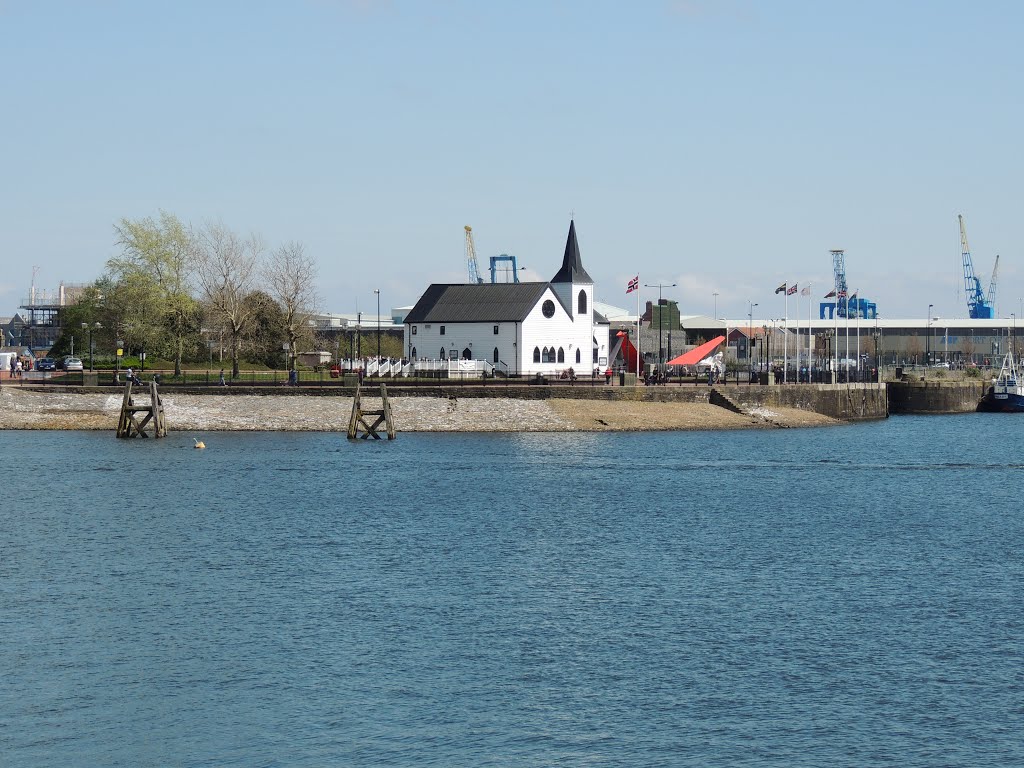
(807, 283, 812, 383)
(856, 290, 861, 380)
(636, 278, 640, 378)
(783, 286, 788, 384)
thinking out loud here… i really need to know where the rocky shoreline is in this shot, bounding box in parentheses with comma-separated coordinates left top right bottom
(0, 388, 842, 432)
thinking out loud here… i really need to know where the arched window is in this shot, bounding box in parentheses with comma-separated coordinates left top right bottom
(493, 347, 499, 363)
(411, 346, 417, 359)
(440, 347, 446, 359)
(557, 347, 565, 363)
(533, 347, 541, 363)
(576, 348, 581, 364)
(578, 289, 587, 315)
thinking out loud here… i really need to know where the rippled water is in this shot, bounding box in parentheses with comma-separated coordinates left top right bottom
(2, 415, 1022, 766)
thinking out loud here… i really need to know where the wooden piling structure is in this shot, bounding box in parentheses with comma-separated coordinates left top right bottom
(347, 383, 396, 440)
(116, 380, 168, 438)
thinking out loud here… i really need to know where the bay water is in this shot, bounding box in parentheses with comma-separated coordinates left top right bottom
(2, 414, 1021, 766)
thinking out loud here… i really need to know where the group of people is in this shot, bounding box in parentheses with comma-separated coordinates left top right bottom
(8, 357, 24, 378)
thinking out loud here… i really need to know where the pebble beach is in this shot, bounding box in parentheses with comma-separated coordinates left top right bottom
(0, 388, 841, 432)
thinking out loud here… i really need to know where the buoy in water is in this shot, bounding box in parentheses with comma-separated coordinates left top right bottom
(193, 438, 206, 449)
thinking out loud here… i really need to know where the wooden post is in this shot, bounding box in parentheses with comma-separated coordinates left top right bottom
(347, 383, 396, 440)
(116, 380, 168, 438)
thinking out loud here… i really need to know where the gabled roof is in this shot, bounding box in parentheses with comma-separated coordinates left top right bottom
(550, 220, 593, 284)
(404, 282, 550, 324)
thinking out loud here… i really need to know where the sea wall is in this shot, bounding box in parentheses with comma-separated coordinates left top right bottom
(886, 379, 986, 414)
(19, 381, 891, 422)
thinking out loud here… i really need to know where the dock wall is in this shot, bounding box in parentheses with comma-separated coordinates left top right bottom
(886, 379, 987, 414)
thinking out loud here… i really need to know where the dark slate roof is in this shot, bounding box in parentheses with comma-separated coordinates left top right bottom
(404, 282, 550, 324)
(593, 310, 609, 323)
(550, 219, 593, 284)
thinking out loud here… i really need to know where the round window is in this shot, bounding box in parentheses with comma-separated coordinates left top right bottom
(542, 299, 555, 318)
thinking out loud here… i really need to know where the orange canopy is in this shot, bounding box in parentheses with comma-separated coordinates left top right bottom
(666, 336, 726, 366)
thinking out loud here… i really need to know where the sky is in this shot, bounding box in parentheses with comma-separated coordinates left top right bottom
(3, 0, 1024, 323)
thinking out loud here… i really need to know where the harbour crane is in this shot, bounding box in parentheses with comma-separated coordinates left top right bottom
(988, 253, 1000, 316)
(959, 214, 996, 319)
(465, 225, 483, 284)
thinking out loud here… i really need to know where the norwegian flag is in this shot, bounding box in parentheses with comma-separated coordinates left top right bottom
(824, 290, 837, 298)
(626, 275, 639, 293)
(787, 284, 798, 295)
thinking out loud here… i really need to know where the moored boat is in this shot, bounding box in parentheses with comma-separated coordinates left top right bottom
(980, 350, 1024, 412)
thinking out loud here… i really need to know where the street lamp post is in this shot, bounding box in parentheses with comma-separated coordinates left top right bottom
(748, 302, 758, 382)
(81, 322, 101, 372)
(713, 292, 719, 320)
(374, 289, 381, 362)
(645, 282, 676, 368)
(927, 304, 933, 366)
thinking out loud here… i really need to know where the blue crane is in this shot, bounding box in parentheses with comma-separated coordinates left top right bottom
(959, 214, 996, 319)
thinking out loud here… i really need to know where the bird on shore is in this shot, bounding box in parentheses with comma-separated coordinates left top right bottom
(193, 438, 206, 449)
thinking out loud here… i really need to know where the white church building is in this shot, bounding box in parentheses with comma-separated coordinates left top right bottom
(403, 221, 609, 376)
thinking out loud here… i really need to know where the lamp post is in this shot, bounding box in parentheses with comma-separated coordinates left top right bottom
(645, 282, 676, 368)
(748, 302, 758, 381)
(927, 304, 933, 366)
(872, 325, 881, 380)
(374, 289, 381, 362)
(81, 322, 101, 372)
(713, 291, 719, 319)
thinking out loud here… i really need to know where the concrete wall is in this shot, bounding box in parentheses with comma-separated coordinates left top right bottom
(886, 379, 987, 414)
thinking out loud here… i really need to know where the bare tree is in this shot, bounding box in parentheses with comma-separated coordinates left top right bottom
(195, 222, 263, 378)
(264, 241, 319, 370)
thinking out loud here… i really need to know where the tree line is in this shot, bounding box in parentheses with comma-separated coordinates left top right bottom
(55, 212, 320, 378)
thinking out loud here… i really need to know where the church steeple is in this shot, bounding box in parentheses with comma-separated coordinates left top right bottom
(550, 219, 593, 284)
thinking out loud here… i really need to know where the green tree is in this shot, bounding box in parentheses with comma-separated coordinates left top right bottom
(241, 290, 286, 367)
(110, 211, 200, 375)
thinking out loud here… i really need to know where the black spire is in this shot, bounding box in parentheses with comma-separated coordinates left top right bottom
(550, 219, 593, 284)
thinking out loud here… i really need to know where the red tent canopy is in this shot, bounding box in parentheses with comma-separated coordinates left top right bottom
(615, 330, 642, 373)
(666, 336, 726, 366)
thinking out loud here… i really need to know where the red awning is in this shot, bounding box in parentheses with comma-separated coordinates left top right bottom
(666, 336, 726, 366)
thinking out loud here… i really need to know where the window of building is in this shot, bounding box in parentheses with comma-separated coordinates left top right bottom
(576, 348, 581, 364)
(440, 325, 445, 335)
(542, 299, 555, 318)
(412, 326, 417, 335)
(578, 290, 587, 315)
(493, 325, 499, 335)
(557, 347, 565, 363)
(462, 347, 472, 359)
(493, 347, 499, 363)
(533, 347, 541, 363)
(441, 347, 446, 359)
(411, 347, 417, 359)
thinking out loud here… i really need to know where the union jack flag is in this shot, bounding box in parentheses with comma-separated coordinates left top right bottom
(787, 284, 798, 295)
(626, 275, 639, 293)
(837, 289, 848, 299)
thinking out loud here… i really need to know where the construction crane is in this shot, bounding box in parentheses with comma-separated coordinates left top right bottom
(464, 225, 483, 284)
(959, 214, 996, 319)
(489, 254, 521, 283)
(988, 253, 1000, 316)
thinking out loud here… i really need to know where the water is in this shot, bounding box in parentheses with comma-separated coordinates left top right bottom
(2, 415, 1022, 766)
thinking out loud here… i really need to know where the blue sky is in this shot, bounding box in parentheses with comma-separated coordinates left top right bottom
(4, 0, 1023, 322)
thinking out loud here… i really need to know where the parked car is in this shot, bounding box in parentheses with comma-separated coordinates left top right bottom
(64, 357, 84, 372)
(36, 358, 57, 371)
